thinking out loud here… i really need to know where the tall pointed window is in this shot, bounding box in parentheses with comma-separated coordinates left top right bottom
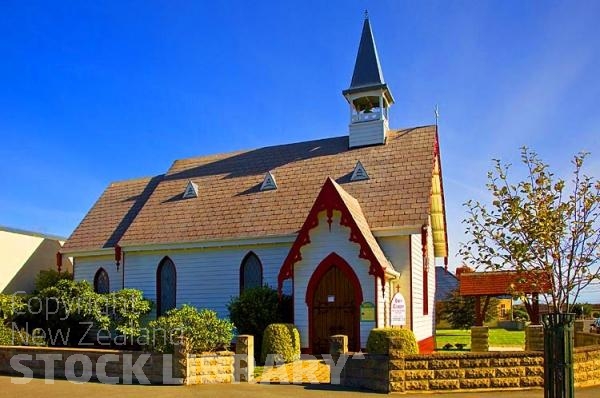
(240, 252, 263, 293)
(157, 257, 177, 317)
(94, 268, 110, 294)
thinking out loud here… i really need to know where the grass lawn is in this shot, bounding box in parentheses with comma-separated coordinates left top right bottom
(436, 328, 525, 350)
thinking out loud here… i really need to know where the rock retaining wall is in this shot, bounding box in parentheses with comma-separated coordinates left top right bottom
(0, 345, 236, 385)
(337, 337, 600, 393)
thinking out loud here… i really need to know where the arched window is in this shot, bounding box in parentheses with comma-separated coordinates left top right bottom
(240, 252, 263, 293)
(157, 257, 176, 317)
(94, 268, 110, 294)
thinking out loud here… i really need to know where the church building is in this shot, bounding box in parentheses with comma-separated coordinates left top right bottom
(60, 16, 448, 353)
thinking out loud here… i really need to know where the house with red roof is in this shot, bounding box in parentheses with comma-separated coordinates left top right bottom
(60, 16, 448, 353)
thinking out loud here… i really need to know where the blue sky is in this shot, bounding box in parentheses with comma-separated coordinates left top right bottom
(1, 1, 599, 297)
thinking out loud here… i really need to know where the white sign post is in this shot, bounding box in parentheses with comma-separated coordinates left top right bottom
(390, 292, 406, 326)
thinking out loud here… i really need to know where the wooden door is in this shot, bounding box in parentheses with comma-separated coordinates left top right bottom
(311, 265, 358, 353)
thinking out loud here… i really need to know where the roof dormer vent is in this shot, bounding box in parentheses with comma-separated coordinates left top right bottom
(182, 180, 199, 199)
(260, 171, 278, 191)
(350, 161, 370, 181)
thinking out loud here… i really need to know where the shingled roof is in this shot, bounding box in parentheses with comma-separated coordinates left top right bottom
(63, 125, 445, 253)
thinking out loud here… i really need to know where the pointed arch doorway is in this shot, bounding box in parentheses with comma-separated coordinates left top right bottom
(306, 252, 363, 354)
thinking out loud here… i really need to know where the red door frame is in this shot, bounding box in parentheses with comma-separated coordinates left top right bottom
(305, 252, 363, 353)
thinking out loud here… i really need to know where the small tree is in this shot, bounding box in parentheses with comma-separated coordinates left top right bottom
(442, 289, 498, 329)
(460, 147, 599, 398)
(460, 148, 600, 314)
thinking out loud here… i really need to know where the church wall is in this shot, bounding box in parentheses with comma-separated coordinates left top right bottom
(377, 235, 411, 327)
(410, 224, 436, 345)
(122, 244, 291, 319)
(73, 255, 123, 292)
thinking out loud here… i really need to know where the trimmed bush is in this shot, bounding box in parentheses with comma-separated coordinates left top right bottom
(366, 328, 418, 355)
(227, 286, 292, 360)
(149, 305, 234, 354)
(261, 323, 300, 364)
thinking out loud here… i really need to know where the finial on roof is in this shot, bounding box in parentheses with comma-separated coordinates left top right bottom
(364, 9, 369, 20)
(434, 105, 440, 126)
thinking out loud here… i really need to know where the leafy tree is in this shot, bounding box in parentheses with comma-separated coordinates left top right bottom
(572, 302, 593, 319)
(512, 307, 530, 322)
(442, 289, 498, 329)
(460, 148, 600, 314)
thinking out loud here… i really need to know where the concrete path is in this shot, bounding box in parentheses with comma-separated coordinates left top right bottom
(1, 376, 600, 398)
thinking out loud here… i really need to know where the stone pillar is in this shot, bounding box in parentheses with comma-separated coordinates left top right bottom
(387, 337, 405, 393)
(330, 335, 348, 363)
(174, 336, 188, 384)
(525, 324, 544, 351)
(471, 326, 489, 352)
(574, 320, 584, 333)
(235, 335, 254, 382)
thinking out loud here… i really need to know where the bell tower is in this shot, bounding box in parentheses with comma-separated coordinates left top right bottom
(343, 14, 394, 148)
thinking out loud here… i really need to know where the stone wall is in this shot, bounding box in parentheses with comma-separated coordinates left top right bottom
(186, 351, 234, 385)
(573, 345, 600, 387)
(575, 332, 600, 347)
(336, 337, 600, 393)
(0, 345, 183, 384)
(339, 353, 389, 392)
(0, 345, 236, 385)
(400, 351, 544, 392)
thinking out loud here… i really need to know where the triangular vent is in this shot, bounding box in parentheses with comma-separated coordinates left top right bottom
(350, 161, 370, 181)
(260, 171, 278, 191)
(182, 180, 199, 199)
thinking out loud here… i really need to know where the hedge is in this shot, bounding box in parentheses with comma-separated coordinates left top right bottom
(366, 328, 418, 354)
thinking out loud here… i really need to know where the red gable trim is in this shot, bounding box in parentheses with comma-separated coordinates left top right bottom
(277, 177, 386, 294)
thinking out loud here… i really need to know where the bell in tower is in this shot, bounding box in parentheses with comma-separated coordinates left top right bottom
(342, 13, 395, 148)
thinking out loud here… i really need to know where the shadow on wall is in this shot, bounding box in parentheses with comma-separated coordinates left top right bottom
(2, 238, 72, 294)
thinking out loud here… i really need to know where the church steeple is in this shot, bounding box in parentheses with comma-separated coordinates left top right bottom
(343, 13, 394, 148)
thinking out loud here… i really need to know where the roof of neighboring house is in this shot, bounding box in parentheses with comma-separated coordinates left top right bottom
(63, 126, 446, 253)
(459, 270, 553, 297)
(435, 266, 458, 302)
(0, 226, 67, 241)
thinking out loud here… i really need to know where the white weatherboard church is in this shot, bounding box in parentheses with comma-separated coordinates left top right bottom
(61, 17, 448, 354)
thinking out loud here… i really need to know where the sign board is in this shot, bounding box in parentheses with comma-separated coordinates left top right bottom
(360, 302, 375, 322)
(390, 292, 406, 326)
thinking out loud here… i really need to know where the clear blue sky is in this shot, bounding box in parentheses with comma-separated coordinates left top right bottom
(1, 1, 599, 296)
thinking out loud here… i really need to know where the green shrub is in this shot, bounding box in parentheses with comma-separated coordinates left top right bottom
(261, 323, 300, 364)
(106, 289, 152, 338)
(34, 270, 73, 292)
(227, 286, 292, 360)
(0, 324, 46, 346)
(149, 305, 234, 354)
(366, 328, 418, 355)
(0, 294, 25, 323)
(12, 280, 150, 347)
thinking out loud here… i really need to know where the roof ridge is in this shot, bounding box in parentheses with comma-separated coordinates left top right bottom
(169, 135, 349, 167)
(0, 225, 68, 241)
(109, 175, 158, 186)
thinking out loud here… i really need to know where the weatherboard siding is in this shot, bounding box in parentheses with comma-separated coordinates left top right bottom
(74, 255, 123, 292)
(122, 244, 291, 319)
(377, 235, 412, 327)
(410, 226, 435, 343)
(348, 119, 386, 148)
(293, 210, 377, 349)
